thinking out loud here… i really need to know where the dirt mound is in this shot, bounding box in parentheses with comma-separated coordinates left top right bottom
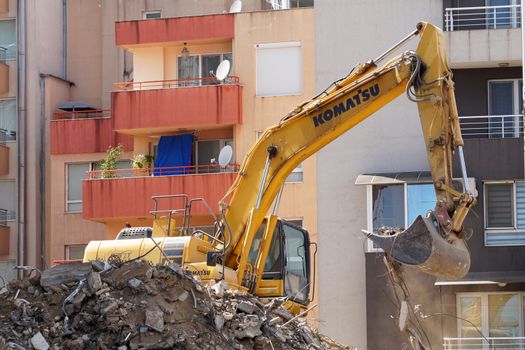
(0, 260, 352, 350)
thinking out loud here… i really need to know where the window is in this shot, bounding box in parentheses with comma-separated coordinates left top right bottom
(487, 0, 520, 29)
(67, 160, 132, 212)
(256, 42, 302, 96)
(196, 139, 234, 167)
(484, 181, 525, 246)
(488, 79, 523, 138)
(267, 0, 314, 9)
(66, 245, 87, 260)
(367, 183, 436, 251)
(142, 10, 161, 19)
(0, 180, 15, 220)
(0, 20, 16, 61)
(178, 52, 232, 84)
(457, 293, 525, 342)
(67, 163, 90, 212)
(0, 99, 16, 141)
(282, 222, 309, 303)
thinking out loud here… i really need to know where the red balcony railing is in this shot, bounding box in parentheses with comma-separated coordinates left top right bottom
(86, 164, 240, 180)
(113, 76, 240, 91)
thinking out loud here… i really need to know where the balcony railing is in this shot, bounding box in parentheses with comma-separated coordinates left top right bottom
(445, 5, 522, 31)
(459, 115, 523, 139)
(0, 47, 6, 64)
(444, 337, 525, 349)
(113, 76, 240, 91)
(53, 109, 111, 120)
(86, 164, 240, 180)
(0, 208, 15, 225)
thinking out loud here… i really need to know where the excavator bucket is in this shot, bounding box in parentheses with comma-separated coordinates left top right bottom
(365, 214, 470, 280)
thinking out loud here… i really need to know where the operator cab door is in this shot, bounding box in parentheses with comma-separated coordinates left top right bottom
(259, 220, 311, 304)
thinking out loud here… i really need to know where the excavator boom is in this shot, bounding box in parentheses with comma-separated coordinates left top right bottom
(218, 22, 475, 282)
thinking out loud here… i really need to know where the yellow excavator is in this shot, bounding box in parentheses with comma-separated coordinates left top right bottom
(84, 22, 476, 313)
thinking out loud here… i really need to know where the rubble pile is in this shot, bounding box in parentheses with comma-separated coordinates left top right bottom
(0, 260, 351, 350)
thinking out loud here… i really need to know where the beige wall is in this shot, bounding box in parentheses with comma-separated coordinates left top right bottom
(233, 8, 318, 323)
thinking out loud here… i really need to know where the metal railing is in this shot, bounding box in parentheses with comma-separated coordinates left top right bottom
(53, 109, 111, 120)
(113, 76, 240, 91)
(444, 337, 525, 349)
(445, 5, 522, 31)
(459, 115, 523, 139)
(86, 164, 240, 180)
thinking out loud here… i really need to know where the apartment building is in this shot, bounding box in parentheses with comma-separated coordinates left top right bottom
(316, 0, 525, 349)
(46, 0, 317, 318)
(0, 0, 66, 279)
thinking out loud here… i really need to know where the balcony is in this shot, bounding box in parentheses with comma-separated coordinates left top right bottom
(82, 165, 239, 221)
(460, 115, 523, 139)
(50, 110, 133, 155)
(0, 129, 8, 175)
(444, 337, 525, 349)
(112, 77, 242, 135)
(115, 14, 234, 48)
(445, 5, 522, 68)
(0, 208, 10, 255)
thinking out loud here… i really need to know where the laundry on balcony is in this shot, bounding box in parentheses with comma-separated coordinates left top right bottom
(153, 134, 194, 176)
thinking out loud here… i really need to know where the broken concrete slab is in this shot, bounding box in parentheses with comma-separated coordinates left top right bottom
(145, 310, 164, 333)
(30, 332, 49, 350)
(40, 262, 92, 288)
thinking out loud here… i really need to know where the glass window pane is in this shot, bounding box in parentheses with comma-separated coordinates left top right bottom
(198, 140, 220, 166)
(407, 184, 435, 224)
(372, 184, 405, 231)
(282, 223, 308, 302)
(488, 294, 519, 338)
(178, 56, 200, 86)
(67, 163, 90, 208)
(0, 99, 16, 141)
(0, 20, 16, 61)
(0, 180, 15, 212)
(285, 164, 303, 183)
(202, 54, 221, 80)
(460, 296, 483, 338)
(67, 202, 82, 212)
(67, 245, 86, 260)
(486, 184, 513, 228)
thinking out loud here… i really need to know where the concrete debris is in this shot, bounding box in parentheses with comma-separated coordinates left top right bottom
(30, 332, 49, 350)
(0, 260, 353, 350)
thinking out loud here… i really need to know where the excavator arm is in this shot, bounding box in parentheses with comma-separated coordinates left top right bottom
(217, 22, 476, 284)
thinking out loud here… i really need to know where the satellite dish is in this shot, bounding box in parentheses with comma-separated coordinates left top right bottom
(229, 0, 242, 13)
(215, 60, 231, 81)
(218, 145, 233, 168)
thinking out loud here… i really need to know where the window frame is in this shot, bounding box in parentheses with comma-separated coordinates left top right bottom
(195, 138, 234, 166)
(483, 180, 525, 246)
(457, 291, 525, 340)
(366, 182, 434, 252)
(255, 41, 302, 97)
(142, 10, 161, 19)
(487, 78, 523, 138)
(65, 244, 87, 260)
(0, 98, 18, 142)
(177, 52, 233, 81)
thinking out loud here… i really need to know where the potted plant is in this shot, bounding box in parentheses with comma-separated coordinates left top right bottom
(132, 154, 154, 176)
(99, 144, 123, 179)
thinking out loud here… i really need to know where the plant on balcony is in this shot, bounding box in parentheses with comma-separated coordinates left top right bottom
(131, 154, 154, 176)
(99, 144, 123, 179)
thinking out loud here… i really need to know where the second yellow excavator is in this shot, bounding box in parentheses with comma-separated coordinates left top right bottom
(84, 22, 476, 314)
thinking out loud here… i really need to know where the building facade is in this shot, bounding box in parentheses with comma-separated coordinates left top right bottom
(316, 0, 525, 349)
(45, 0, 318, 320)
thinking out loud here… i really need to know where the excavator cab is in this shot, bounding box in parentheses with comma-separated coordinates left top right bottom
(245, 218, 311, 305)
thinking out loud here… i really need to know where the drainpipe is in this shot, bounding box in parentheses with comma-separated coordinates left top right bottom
(39, 75, 45, 269)
(62, 0, 67, 80)
(17, 0, 26, 278)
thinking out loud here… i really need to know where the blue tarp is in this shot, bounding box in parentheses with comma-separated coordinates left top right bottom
(153, 134, 193, 176)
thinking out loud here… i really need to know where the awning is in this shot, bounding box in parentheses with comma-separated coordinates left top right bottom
(435, 271, 525, 286)
(56, 101, 97, 111)
(355, 171, 432, 185)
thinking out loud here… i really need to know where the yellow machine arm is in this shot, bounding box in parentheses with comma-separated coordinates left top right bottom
(218, 22, 476, 283)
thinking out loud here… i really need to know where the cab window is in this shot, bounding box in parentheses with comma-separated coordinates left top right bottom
(282, 222, 309, 303)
